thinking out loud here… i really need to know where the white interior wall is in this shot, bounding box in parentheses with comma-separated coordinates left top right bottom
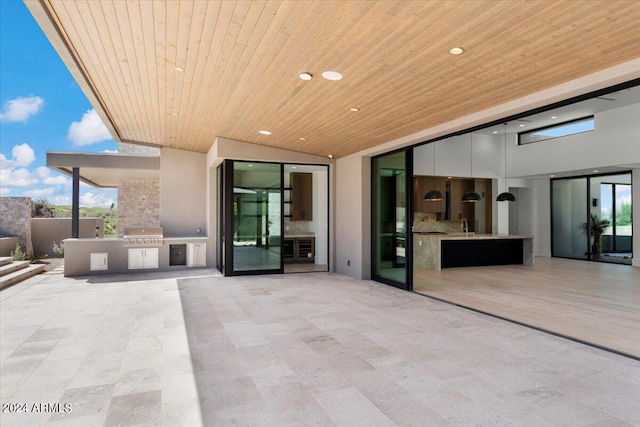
(532, 179, 552, 257)
(509, 103, 640, 177)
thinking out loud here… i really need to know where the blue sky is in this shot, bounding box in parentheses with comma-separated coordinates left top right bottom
(0, 1, 117, 207)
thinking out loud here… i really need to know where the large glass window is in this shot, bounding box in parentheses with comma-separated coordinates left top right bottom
(519, 116, 594, 145)
(372, 150, 411, 289)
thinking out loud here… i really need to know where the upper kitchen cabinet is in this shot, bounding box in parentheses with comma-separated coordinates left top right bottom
(413, 176, 446, 214)
(291, 172, 313, 221)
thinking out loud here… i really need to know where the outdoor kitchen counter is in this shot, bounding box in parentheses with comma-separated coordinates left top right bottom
(62, 237, 210, 277)
(413, 233, 533, 270)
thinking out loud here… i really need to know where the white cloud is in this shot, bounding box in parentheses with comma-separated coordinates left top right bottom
(34, 166, 51, 179)
(102, 149, 118, 153)
(0, 96, 44, 122)
(52, 195, 71, 206)
(43, 175, 70, 185)
(24, 187, 55, 198)
(80, 191, 116, 208)
(0, 187, 11, 196)
(0, 167, 39, 187)
(0, 143, 36, 168)
(618, 194, 631, 205)
(67, 109, 112, 146)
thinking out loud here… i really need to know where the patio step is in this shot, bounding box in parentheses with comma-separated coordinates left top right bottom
(0, 260, 31, 276)
(0, 263, 45, 290)
(0, 257, 13, 267)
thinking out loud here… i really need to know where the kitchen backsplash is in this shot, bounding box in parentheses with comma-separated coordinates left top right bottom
(413, 212, 465, 233)
(284, 218, 311, 235)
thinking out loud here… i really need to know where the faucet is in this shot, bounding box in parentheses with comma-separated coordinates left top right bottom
(462, 218, 469, 236)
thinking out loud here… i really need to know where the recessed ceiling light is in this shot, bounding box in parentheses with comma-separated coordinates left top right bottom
(322, 71, 343, 81)
(593, 170, 599, 173)
(299, 72, 312, 81)
(248, 164, 254, 167)
(519, 124, 525, 127)
(551, 116, 557, 119)
(550, 174, 555, 177)
(258, 130, 272, 135)
(174, 66, 184, 72)
(350, 107, 360, 112)
(299, 137, 306, 141)
(292, 166, 297, 169)
(493, 131, 498, 134)
(328, 154, 333, 159)
(449, 47, 465, 55)
(447, 176, 452, 179)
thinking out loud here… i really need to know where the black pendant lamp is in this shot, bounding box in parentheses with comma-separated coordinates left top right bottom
(425, 143, 443, 201)
(462, 132, 482, 202)
(496, 123, 517, 202)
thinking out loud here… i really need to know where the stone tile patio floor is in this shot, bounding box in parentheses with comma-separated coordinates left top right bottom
(1, 267, 639, 426)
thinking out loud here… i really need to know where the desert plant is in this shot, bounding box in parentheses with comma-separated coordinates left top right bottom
(10, 243, 26, 261)
(52, 241, 65, 257)
(579, 213, 611, 256)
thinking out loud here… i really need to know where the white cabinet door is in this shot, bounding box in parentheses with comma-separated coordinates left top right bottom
(128, 248, 159, 269)
(187, 243, 206, 267)
(144, 248, 159, 269)
(90, 253, 108, 271)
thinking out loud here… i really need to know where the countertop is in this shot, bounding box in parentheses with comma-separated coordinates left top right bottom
(413, 233, 533, 240)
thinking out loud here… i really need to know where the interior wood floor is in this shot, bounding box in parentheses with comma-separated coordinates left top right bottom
(414, 257, 640, 358)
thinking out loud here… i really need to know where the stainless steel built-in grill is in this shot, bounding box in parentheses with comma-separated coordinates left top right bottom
(123, 227, 164, 247)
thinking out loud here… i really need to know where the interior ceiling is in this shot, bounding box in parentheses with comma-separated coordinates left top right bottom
(28, 0, 640, 159)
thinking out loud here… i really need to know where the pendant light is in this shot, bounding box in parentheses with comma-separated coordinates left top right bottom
(462, 132, 482, 202)
(496, 123, 517, 202)
(424, 143, 443, 201)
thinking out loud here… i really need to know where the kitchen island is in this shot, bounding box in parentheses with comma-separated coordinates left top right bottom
(413, 233, 533, 270)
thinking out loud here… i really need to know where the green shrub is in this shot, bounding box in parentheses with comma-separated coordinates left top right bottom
(52, 241, 65, 257)
(10, 243, 26, 261)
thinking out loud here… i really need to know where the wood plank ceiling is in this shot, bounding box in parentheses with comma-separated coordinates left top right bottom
(29, 0, 640, 158)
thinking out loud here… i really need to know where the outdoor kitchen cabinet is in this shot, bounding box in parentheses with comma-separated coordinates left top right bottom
(187, 242, 206, 267)
(128, 248, 159, 269)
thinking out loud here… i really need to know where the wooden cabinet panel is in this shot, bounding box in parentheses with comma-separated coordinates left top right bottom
(413, 176, 445, 213)
(450, 179, 475, 229)
(283, 237, 315, 262)
(291, 173, 313, 221)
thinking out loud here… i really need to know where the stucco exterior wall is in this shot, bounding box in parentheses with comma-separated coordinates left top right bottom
(0, 197, 33, 257)
(160, 148, 207, 237)
(31, 218, 104, 257)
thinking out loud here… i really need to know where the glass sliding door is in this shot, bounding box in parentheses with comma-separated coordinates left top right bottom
(224, 160, 283, 274)
(594, 173, 632, 264)
(552, 172, 632, 264)
(372, 150, 412, 290)
(551, 177, 589, 259)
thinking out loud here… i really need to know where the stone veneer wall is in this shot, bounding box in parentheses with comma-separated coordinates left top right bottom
(0, 197, 33, 257)
(118, 142, 160, 156)
(116, 143, 161, 237)
(117, 178, 160, 237)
